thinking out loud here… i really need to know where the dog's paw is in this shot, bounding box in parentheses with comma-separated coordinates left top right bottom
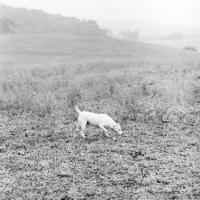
(105, 133, 111, 137)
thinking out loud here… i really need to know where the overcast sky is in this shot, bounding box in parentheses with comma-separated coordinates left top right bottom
(0, 0, 200, 27)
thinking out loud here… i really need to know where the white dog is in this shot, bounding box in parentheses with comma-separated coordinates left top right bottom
(75, 106, 123, 138)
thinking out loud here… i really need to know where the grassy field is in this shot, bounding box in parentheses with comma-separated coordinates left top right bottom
(0, 34, 200, 200)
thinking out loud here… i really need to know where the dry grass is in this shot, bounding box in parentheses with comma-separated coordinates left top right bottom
(0, 34, 200, 199)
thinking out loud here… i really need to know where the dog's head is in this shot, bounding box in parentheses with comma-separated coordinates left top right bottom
(113, 123, 123, 135)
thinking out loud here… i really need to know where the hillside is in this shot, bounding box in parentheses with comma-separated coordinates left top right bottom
(0, 4, 106, 36)
(1, 34, 200, 68)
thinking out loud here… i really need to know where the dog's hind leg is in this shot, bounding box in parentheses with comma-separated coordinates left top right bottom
(75, 122, 80, 132)
(80, 122, 87, 138)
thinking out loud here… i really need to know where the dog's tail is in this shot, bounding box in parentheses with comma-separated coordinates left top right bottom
(75, 106, 81, 114)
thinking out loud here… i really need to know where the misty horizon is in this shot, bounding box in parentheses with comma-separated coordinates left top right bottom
(0, 0, 199, 28)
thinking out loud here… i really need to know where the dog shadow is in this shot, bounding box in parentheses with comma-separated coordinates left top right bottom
(82, 132, 112, 143)
(83, 137, 99, 144)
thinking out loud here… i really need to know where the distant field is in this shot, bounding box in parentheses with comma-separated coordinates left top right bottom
(1, 34, 200, 68)
(141, 36, 200, 51)
(0, 34, 200, 200)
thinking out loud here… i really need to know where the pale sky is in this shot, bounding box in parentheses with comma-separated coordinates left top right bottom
(0, 0, 200, 27)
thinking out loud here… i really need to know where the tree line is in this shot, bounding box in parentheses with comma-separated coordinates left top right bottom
(0, 4, 106, 36)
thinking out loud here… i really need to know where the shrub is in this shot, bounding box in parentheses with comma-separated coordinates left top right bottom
(189, 83, 200, 104)
(67, 85, 81, 107)
(168, 32, 184, 40)
(183, 46, 197, 52)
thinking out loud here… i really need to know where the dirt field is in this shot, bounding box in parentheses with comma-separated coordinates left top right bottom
(0, 34, 200, 200)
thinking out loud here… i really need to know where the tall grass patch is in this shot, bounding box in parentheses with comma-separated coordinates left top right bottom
(0, 61, 200, 128)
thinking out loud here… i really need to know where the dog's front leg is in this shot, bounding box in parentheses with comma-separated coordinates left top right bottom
(80, 130, 85, 138)
(98, 124, 110, 137)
